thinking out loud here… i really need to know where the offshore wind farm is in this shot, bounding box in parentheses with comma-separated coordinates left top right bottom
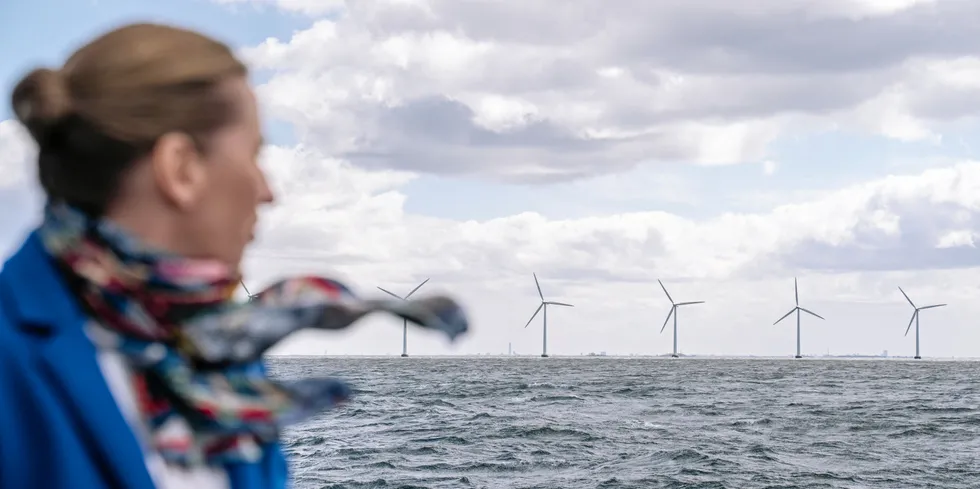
(243, 275, 957, 360)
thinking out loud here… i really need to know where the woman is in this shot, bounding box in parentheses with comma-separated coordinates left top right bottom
(0, 22, 467, 489)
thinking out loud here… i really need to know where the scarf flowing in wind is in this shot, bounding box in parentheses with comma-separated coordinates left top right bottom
(37, 202, 469, 466)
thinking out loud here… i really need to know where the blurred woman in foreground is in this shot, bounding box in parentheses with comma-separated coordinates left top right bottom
(0, 22, 468, 489)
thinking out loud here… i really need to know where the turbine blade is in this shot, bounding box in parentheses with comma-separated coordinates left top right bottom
(377, 286, 403, 300)
(919, 304, 946, 310)
(774, 308, 796, 325)
(524, 303, 543, 328)
(898, 286, 915, 308)
(676, 301, 704, 306)
(799, 307, 824, 320)
(794, 277, 799, 306)
(240, 279, 251, 297)
(904, 311, 916, 336)
(659, 307, 675, 333)
(547, 301, 574, 307)
(533, 273, 544, 301)
(658, 280, 674, 304)
(404, 278, 430, 298)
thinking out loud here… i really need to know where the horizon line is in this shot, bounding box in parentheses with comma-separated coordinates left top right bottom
(267, 353, 979, 360)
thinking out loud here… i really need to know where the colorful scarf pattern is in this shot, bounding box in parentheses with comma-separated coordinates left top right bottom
(38, 203, 469, 466)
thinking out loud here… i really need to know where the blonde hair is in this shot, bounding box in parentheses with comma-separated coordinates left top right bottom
(10, 23, 247, 214)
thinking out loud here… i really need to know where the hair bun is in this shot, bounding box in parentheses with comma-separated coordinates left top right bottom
(10, 68, 72, 144)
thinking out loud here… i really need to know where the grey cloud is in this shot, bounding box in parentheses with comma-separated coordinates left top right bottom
(412, 0, 980, 75)
(608, 1, 978, 75)
(334, 96, 646, 181)
(607, 71, 894, 125)
(373, 96, 577, 147)
(776, 200, 980, 272)
(352, 1, 607, 46)
(908, 87, 980, 121)
(324, 74, 891, 178)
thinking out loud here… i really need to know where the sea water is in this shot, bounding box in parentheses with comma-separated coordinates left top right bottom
(270, 356, 979, 488)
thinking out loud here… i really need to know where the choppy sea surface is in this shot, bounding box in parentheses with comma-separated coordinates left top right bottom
(268, 357, 980, 489)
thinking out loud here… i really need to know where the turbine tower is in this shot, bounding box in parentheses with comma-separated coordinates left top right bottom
(898, 286, 945, 360)
(523, 273, 573, 357)
(377, 278, 430, 357)
(774, 277, 824, 359)
(241, 279, 257, 303)
(658, 280, 704, 358)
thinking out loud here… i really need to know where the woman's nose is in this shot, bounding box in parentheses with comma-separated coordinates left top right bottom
(256, 167, 275, 204)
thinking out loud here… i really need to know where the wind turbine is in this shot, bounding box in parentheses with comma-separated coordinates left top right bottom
(523, 273, 573, 357)
(241, 279, 257, 303)
(658, 280, 704, 358)
(898, 286, 945, 360)
(377, 278, 429, 357)
(774, 278, 824, 359)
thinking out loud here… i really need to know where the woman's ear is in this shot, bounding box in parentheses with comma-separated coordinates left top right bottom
(150, 132, 209, 211)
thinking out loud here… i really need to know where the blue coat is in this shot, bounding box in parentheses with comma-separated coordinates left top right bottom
(0, 231, 289, 489)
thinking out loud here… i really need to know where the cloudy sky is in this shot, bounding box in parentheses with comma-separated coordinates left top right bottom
(2, 0, 980, 358)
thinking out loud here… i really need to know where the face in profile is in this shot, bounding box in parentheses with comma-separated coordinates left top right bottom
(11, 23, 269, 271)
(171, 76, 275, 267)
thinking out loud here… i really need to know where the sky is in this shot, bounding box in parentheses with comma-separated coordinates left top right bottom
(2, 0, 980, 358)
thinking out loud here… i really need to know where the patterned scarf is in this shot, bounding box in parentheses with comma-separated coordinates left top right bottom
(38, 202, 468, 466)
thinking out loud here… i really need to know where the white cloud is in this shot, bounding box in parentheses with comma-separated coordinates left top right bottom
(762, 160, 778, 175)
(262, 157, 980, 279)
(936, 230, 975, 249)
(0, 120, 33, 189)
(0, 121, 41, 260)
(808, 0, 938, 19)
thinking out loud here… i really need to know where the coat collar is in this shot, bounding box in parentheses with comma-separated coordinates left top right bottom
(0, 231, 156, 489)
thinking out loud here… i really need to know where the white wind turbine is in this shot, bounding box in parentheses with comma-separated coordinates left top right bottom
(523, 273, 573, 357)
(658, 280, 704, 358)
(377, 278, 430, 357)
(774, 278, 824, 358)
(898, 286, 945, 360)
